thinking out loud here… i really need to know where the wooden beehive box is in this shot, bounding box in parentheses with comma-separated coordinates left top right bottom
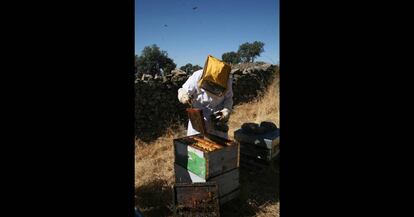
(235, 128, 280, 162)
(174, 134, 239, 180)
(174, 163, 240, 205)
(172, 182, 220, 217)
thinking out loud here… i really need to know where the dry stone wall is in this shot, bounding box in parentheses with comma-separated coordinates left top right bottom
(135, 63, 279, 142)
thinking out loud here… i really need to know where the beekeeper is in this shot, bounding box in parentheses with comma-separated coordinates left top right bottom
(177, 55, 233, 139)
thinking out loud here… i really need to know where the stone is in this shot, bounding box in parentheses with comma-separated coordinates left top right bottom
(141, 74, 153, 81)
(135, 62, 278, 142)
(171, 69, 187, 76)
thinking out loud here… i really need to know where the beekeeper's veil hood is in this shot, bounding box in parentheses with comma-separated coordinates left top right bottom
(198, 55, 231, 96)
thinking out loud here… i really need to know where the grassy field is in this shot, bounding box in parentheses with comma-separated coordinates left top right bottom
(135, 71, 279, 216)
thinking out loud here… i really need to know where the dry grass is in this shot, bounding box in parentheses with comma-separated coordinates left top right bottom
(135, 71, 279, 216)
(135, 125, 186, 216)
(228, 70, 279, 139)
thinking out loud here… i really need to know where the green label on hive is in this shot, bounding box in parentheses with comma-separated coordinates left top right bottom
(187, 146, 206, 178)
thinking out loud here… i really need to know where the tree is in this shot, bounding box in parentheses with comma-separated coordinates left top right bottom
(135, 55, 141, 78)
(222, 52, 241, 64)
(135, 44, 176, 76)
(237, 41, 265, 63)
(180, 63, 202, 75)
(192, 64, 202, 72)
(180, 63, 193, 73)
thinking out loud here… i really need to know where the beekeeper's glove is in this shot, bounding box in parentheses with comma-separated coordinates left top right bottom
(214, 108, 230, 123)
(178, 88, 190, 104)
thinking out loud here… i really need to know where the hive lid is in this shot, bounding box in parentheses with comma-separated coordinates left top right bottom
(186, 108, 236, 147)
(186, 108, 207, 136)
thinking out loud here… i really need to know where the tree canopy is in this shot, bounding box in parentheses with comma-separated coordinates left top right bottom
(135, 44, 176, 77)
(237, 41, 265, 63)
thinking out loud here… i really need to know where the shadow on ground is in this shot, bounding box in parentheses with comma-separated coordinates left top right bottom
(135, 179, 173, 217)
(135, 159, 279, 217)
(220, 158, 280, 217)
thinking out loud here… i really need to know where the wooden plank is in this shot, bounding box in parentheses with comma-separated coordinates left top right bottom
(175, 164, 240, 198)
(215, 169, 240, 198)
(174, 136, 240, 180)
(240, 143, 271, 161)
(208, 144, 239, 177)
(174, 139, 208, 179)
(173, 182, 220, 217)
(240, 161, 267, 172)
(186, 108, 207, 136)
(219, 188, 240, 205)
(240, 142, 279, 162)
(174, 139, 189, 165)
(239, 151, 279, 172)
(234, 128, 279, 149)
(175, 163, 206, 183)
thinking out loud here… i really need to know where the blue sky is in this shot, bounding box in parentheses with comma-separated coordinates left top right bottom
(135, 0, 279, 67)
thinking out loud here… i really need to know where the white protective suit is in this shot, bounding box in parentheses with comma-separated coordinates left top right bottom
(178, 69, 233, 139)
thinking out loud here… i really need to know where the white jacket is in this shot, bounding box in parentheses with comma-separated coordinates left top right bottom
(178, 69, 233, 139)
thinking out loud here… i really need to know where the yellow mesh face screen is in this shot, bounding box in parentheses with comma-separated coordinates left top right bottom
(198, 55, 231, 96)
